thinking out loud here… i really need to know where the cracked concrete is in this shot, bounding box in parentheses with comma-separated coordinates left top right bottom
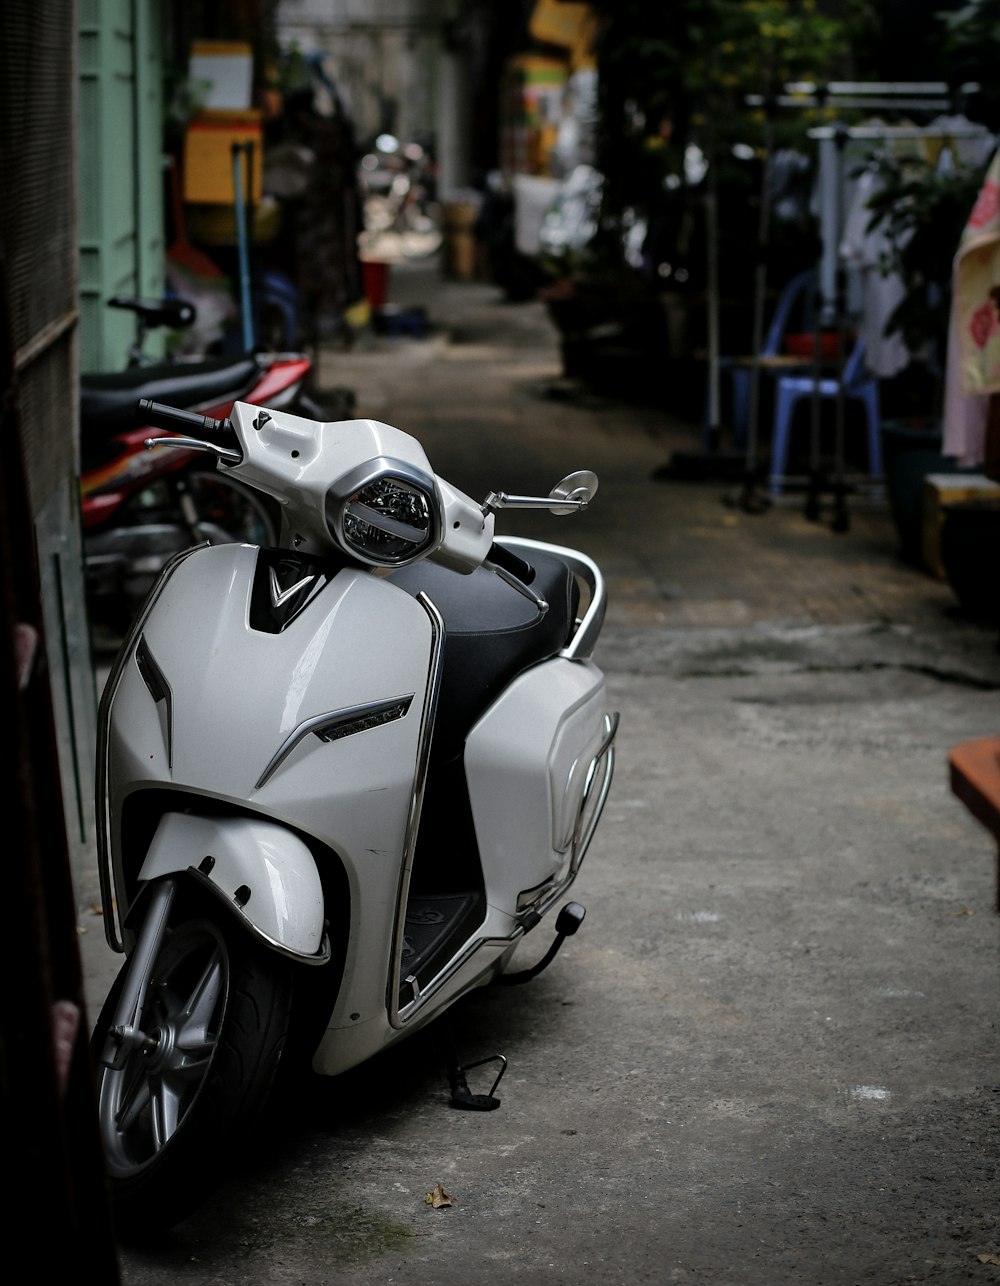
(599, 619, 1000, 690)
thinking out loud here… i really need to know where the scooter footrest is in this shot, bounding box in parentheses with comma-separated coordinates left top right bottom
(399, 891, 481, 986)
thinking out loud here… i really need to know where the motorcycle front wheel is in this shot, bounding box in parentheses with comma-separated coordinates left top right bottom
(91, 903, 293, 1237)
(182, 466, 278, 546)
(85, 468, 281, 639)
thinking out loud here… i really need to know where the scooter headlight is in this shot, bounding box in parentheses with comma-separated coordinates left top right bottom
(327, 462, 438, 565)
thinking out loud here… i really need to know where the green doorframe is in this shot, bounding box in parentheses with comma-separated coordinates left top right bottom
(78, 0, 166, 373)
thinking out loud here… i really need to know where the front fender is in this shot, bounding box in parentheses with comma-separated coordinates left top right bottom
(139, 812, 328, 962)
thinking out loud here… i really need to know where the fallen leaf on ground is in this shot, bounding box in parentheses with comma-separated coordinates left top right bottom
(425, 1184, 452, 1209)
(976, 1252, 1000, 1265)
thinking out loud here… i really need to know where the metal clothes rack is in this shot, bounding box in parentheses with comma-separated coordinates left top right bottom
(730, 80, 986, 530)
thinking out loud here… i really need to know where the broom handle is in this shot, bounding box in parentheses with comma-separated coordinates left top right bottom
(232, 142, 256, 352)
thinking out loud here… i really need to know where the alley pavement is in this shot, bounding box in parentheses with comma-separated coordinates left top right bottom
(330, 264, 997, 636)
(80, 257, 1000, 1285)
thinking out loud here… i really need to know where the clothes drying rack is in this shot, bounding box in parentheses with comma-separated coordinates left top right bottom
(729, 80, 987, 530)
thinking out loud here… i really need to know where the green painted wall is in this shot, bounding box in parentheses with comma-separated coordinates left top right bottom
(78, 0, 166, 371)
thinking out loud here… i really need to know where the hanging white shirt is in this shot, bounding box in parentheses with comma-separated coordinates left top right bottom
(839, 165, 912, 379)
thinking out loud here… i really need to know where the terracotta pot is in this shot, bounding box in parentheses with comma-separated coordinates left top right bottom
(880, 420, 958, 565)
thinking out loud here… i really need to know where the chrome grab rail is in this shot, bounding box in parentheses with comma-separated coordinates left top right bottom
(494, 536, 607, 661)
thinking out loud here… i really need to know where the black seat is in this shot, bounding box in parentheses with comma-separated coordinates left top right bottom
(389, 548, 579, 760)
(80, 355, 261, 440)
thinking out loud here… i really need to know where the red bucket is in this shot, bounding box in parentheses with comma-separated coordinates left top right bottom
(784, 330, 843, 359)
(361, 260, 390, 311)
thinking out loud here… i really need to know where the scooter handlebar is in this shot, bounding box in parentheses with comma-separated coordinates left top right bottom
(135, 398, 234, 445)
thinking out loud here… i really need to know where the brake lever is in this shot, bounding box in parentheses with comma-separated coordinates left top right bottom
(482, 557, 548, 614)
(144, 436, 242, 466)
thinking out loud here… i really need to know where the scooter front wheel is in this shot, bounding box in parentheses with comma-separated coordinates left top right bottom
(91, 902, 293, 1237)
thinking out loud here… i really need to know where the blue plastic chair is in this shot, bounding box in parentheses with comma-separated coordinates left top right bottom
(767, 333, 882, 495)
(719, 269, 817, 448)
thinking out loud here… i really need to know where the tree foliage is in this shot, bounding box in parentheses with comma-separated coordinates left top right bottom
(938, 0, 1000, 130)
(588, 1, 877, 217)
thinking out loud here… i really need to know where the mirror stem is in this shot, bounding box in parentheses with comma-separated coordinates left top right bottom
(481, 490, 588, 516)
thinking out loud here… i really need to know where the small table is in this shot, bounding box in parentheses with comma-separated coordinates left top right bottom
(727, 354, 831, 370)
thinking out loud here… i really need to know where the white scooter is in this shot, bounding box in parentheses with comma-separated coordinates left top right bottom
(91, 397, 618, 1235)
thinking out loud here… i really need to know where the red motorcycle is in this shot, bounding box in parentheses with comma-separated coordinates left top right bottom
(81, 295, 353, 635)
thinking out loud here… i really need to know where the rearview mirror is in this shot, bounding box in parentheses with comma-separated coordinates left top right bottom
(547, 470, 599, 515)
(481, 470, 599, 517)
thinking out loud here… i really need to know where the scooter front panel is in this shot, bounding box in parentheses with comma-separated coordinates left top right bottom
(104, 543, 436, 986)
(119, 546, 431, 802)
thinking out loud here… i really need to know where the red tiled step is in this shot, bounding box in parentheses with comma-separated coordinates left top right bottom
(949, 736, 1000, 912)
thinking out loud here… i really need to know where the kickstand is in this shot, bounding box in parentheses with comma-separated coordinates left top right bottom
(440, 1020, 507, 1111)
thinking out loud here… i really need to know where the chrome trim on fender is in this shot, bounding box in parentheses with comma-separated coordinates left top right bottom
(387, 591, 445, 1029)
(185, 867, 332, 965)
(495, 536, 606, 660)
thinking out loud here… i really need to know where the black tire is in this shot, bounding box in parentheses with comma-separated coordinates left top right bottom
(91, 903, 293, 1237)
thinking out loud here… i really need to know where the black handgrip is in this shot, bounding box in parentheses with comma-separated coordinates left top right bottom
(135, 398, 233, 444)
(487, 542, 536, 585)
(109, 296, 196, 330)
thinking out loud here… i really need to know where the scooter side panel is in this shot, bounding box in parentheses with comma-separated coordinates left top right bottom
(464, 657, 608, 914)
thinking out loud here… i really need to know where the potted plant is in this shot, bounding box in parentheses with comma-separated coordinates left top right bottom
(541, 0, 874, 402)
(859, 148, 992, 562)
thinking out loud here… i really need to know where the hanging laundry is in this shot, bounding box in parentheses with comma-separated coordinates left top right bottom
(839, 164, 912, 379)
(952, 146, 1000, 394)
(922, 115, 997, 173)
(944, 146, 1000, 464)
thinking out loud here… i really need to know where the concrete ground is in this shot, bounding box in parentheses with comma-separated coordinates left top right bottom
(79, 260, 1000, 1284)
